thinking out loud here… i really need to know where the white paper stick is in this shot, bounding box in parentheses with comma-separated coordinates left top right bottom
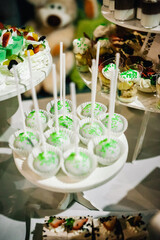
(108, 53, 120, 141)
(60, 42, 63, 103)
(95, 41, 100, 80)
(62, 53, 66, 117)
(52, 64, 59, 132)
(70, 82, 78, 155)
(13, 65, 26, 133)
(91, 59, 96, 123)
(27, 50, 46, 153)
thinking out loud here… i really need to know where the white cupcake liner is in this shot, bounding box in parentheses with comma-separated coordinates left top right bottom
(62, 147, 97, 179)
(47, 113, 79, 131)
(27, 145, 62, 178)
(9, 128, 41, 159)
(88, 136, 125, 166)
(100, 113, 128, 137)
(25, 109, 50, 132)
(79, 118, 107, 146)
(46, 98, 72, 116)
(77, 101, 107, 120)
(44, 127, 79, 152)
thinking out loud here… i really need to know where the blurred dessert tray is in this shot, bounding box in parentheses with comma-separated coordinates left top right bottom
(101, 5, 160, 34)
(0, 54, 52, 102)
(81, 71, 160, 113)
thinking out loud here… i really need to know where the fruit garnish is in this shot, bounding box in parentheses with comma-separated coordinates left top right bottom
(27, 44, 34, 50)
(50, 217, 65, 228)
(23, 31, 29, 37)
(34, 44, 45, 54)
(0, 22, 4, 29)
(38, 36, 46, 42)
(3, 60, 10, 66)
(16, 29, 22, 36)
(26, 36, 35, 41)
(32, 33, 38, 41)
(103, 216, 117, 231)
(2, 31, 11, 47)
(25, 49, 34, 56)
(72, 218, 88, 230)
(8, 59, 18, 70)
(25, 26, 34, 32)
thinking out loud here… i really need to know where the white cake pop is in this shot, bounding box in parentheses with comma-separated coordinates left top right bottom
(46, 129, 70, 148)
(14, 131, 39, 151)
(94, 138, 121, 164)
(80, 121, 104, 139)
(50, 100, 71, 115)
(101, 113, 124, 133)
(54, 115, 73, 130)
(25, 110, 48, 130)
(33, 150, 59, 173)
(64, 151, 91, 177)
(81, 102, 106, 118)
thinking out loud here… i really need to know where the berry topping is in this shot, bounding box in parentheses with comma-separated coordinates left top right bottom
(103, 216, 117, 231)
(27, 44, 34, 50)
(72, 218, 88, 230)
(38, 36, 46, 41)
(0, 22, 4, 29)
(2, 31, 11, 47)
(26, 36, 35, 41)
(49, 218, 65, 228)
(8, 59, 18, 70)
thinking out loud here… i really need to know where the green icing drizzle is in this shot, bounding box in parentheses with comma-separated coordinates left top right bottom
(50, 100, 71, 114)
(82, 103, 103, 117)
(15, 131, 38, 145)
(104, 63, 116, 72)
(35, 151, 57, 166)
(54, 116, 73, 129)
(120, 69, 138, 80)
(81, 122, 103, 137)
(65, 152, 90, 169)
(27, 110, 46, 120)
(103, 114, 123, 130)
(98, 138, 118, 158)
(47, 130, 69, 146)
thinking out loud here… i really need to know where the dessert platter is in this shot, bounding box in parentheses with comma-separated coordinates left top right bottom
(0, 23, 52, 101)
(28, 208, 159, 240)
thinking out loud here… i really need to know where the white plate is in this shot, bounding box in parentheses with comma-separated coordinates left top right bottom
(13, 134, 128, 193)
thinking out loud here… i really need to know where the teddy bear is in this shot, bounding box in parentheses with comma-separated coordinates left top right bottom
(25, 0, 99, 96)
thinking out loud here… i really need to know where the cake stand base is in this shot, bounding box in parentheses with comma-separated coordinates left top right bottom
(58, 192, 100, 210)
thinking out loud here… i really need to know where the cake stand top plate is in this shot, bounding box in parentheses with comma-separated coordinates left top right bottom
(14, 134, 128, 193)
(102, 5, 160, 34)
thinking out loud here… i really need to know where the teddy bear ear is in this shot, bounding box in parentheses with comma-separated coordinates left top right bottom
(84, 0, 99, 19)
(26, 0, 47, 7)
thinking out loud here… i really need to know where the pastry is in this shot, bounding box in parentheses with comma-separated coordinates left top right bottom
(73, 37, 91, 72)
(117, 67, 141, 103)
(43, 216, 93, 239)
(99, 62, 116, 93)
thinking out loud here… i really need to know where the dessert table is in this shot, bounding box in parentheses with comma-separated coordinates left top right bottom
(0, 93, 160, 240)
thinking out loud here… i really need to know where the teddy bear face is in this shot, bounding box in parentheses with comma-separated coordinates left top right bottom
(36, 0, 77, 29)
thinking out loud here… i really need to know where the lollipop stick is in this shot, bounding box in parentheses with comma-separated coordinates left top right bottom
(91, 59, 96, 123)
(70, 82, 78, 155)
(62, 53, 66, 117)
(52, 64, 59, 133)
(27, 50, 46, 153)
(108, 53, 120, 141)
(95, 41, 100, 81)
(13, 65, 26, 133)
(60, 42, 63, 103)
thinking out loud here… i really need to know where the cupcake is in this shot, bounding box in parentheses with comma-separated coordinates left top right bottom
(99, 62, 116, 93)
(117, 65, 142, 103)
(73, 37, 91, 72)
(138, 67, 157, 93)
(141, 0, 160, 28)
(114, 0, 136, 21)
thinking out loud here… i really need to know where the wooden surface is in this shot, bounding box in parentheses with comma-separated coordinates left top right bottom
(101, 5, 160, 34)
(81, 71, 160, 113)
